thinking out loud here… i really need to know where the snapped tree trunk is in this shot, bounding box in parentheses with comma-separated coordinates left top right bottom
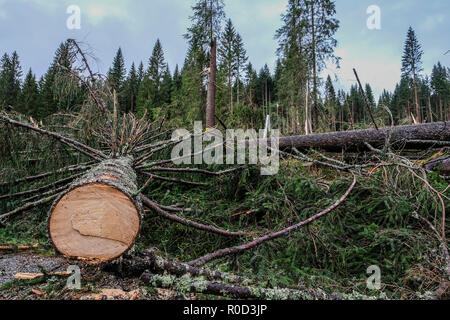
(277, 121, 450, 152)
(48, 156, 142, 263)
(206, 38, 217, 129)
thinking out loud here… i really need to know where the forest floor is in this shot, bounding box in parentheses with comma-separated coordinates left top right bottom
(0, 251, 189, 300)
(1, 156, 449, 300)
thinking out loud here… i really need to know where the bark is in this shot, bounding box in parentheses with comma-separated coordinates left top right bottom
(206, 38, 217, 129)
(276, 122, 450, 152)
(114, 249, 253, 285)
(414, 76, 421, 123)
(423, 155, 450, 175)
(140, 273, 339, 300)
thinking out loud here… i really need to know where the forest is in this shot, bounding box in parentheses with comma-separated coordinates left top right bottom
(0, 0, 449, 301)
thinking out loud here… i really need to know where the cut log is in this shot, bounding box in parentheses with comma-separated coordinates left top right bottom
(48, 157, 142, 264)
(277, 122, 450, 152)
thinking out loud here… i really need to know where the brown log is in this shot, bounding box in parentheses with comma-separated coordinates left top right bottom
(140, 273, 338, 300)
(423, 156, 450, 175)
(277, 122, 450, 152)
(48, 157, 142, 264)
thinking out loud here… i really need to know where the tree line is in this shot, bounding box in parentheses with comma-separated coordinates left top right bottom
(0, 0, 449, 134)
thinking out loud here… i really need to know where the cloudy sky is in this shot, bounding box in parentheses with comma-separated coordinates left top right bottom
(0, 0, 449, 99)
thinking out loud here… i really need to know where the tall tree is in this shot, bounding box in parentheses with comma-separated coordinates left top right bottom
(401, 27, 424, 123)
(431, 62, 449, 121)
(324, 75, 336, 131)
(108, 48, 126, 93)
(218, 18, 237, 113)
(39, 41, 75, 118)
(18, 68, 39, 117)
(234, 33, 248, 106)
(306, 0, 339, 131)
(124, 62, 138, 114)
(0, 51, 22, 109)
(184, 0, 225, 128)
(137, 39, 168, 118)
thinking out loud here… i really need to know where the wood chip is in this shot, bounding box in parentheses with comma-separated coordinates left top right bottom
(31, 288, 44, 296)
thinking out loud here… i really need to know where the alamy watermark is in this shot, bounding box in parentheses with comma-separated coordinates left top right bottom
(66, 5, 81, 30)
(66, 265, 81, 290)
(366, 5, 381, 30)
(171, 122, 280, 176)
(366, 265, 381, 290)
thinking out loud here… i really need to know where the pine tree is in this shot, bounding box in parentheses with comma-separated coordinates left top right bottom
(184, 0, 225, 127)
(39, 41, 74, 118)
(324, 75, 336, 131)
(305, 0, 339, 130)
(137, 61, 145, 87)
(244, 62, 258, 107)
(137, 39, 168, 118)
(401, 27, 424, 123)
(234, 33, 248, 106)
(124, 62, 138, 114)
(0, 53, 12, 109)
(0, 51, 23, 109)
(108, 48, 126, 93)
(218, 18, 237, 112)
(431, 62, 449, 121)
(18, 68, 39, 116)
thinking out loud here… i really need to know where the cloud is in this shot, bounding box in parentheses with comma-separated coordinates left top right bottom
(0, 0, 7, 19)
(85, 3, 131, 25)
(259, 0, 288, 19)
(420, 14, 445, 31)
(322, 46, 402, 100)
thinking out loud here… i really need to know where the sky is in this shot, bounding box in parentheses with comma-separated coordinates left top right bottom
(0, 0, 449, 100)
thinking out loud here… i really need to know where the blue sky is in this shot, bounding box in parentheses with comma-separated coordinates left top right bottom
(0, 0, 449, 99)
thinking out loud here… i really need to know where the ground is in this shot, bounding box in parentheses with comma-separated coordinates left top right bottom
(0, 251, 168, 300)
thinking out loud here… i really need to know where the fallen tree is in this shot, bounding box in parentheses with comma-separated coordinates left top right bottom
(277, 122, 450, 152)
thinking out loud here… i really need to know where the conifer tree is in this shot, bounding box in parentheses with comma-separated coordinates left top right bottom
(124, 62, 138, 113)
(401, 27, 423, 123)
(431, 62, 449, 121)
(18, 68, 39, 116)
(218, 18, 237, 112)
(234, 33, 248, 106)
(137, 39, 167, 118)
(108, 48, 126, 93)
(0, 51, 22, 109)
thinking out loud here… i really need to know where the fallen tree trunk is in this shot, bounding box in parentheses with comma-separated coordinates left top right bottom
(140, 273, 339, 300)
(277, 122, 450, 152)
(423, 155, 450, 175)
(48, 156, 142, 264)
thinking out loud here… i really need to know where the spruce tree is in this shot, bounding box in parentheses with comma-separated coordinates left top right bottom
(108, 48, 126, 93)
(234, 33, 248, 106)
(218, 18, 237, 112)
(19, 68, 39, 116)
(325, 75, 336, 131)
(431, 62, 449, 121)
(184, 0, 225, 127)
(136, 39, 168, 118)
(401, 27, 424, 123)
(39, 41, 74, 118)
(124, 62, 138, 114)
(0, 52, 22, 109)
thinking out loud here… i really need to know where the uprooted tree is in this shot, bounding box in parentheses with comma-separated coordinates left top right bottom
(0, 40, 449, 300)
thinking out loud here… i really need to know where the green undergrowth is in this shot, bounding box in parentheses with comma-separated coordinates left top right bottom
(1, 153, 449, 299)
